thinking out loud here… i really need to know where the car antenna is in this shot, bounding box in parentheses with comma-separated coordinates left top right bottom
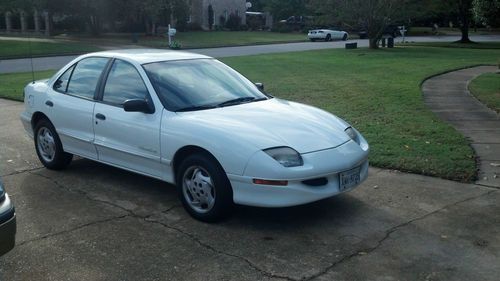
(28, 37, 35, 84)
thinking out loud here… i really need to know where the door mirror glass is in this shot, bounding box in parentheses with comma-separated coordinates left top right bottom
(123, 99, 154, 114)
(255, 82, 264, 91)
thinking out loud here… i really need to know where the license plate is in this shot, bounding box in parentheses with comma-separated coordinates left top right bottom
(339, 167, 361, 191)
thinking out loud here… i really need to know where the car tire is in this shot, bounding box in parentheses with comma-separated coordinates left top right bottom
(34, 119, 73, 170)
(325, 34, 331, 41)
(310, 38, 316, 42)
(342, 34, 348, 41)
(176, 153, 233, 222)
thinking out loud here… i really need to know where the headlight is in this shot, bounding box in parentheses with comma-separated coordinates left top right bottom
(345, 127, 360, 144)
(263, 147, 303, 167)
(0, 180, 4, 202)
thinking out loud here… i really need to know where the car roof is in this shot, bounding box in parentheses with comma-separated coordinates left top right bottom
(81, 49, 212, 65)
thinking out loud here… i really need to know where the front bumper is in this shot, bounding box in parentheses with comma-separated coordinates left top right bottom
(0, 194, 16, 256)
(20, 111, 34, 138)
(229, 140, 369, 207)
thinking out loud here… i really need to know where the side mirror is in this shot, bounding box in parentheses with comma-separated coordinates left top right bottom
(255, 82, 264, 91)
(123, 99, 155, 114)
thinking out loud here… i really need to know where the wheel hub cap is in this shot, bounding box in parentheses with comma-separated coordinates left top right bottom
(37, 127, 56, 162)
(182, 167, 216, 213)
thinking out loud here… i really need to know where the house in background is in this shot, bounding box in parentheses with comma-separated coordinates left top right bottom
(189, 0, 247, 30)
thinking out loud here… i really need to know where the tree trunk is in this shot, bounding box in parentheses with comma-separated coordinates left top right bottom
(44, 10, 52, 36)
(369, 38, 379, 49)
(458, 0, 472, 43)
(20, 10, 27, 33)
(34, 9, 41, 33)
(460, 25, 471, 43)
(5, 11, 12, 33)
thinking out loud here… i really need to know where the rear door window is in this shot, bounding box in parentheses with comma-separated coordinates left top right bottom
(65, 57, 109, 100)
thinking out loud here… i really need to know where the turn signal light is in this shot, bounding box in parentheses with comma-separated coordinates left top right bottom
(252, 179, 288, 186)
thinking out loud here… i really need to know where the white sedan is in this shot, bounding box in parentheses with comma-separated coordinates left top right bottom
(308, 29, 349, 41)
(20, 49, 369, 222)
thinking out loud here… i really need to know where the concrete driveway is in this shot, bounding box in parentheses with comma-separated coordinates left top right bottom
(1, 35, 500, 74)
(0, 98, 499, 280)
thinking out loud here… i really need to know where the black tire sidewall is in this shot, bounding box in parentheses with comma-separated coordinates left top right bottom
(34, 119, 72, 170)
(176, 153, 233, 222)
(326, 34, 331, 41)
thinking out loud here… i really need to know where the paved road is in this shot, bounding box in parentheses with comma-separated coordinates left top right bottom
(1, 35, 499, 74)
(422, 66, 500, 188)
(0, 98, 499, 280)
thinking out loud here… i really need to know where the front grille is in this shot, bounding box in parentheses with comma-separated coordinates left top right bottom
(302, 177, 328, 187)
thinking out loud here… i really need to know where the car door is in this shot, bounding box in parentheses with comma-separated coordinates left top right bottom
(93, 59, 163, 178)
(49, 57, 110, 160)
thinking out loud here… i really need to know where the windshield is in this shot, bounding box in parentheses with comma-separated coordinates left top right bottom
(143, 59, 268, 111)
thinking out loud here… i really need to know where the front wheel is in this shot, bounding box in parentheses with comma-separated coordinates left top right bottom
(34, 119, 73, 170)
(176, 153, 233, 222)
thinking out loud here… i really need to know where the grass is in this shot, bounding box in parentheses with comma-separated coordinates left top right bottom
(0, 40, 101, 59)
(469, 72, 500, 113)
(1, 45, 499, 181)
(401, 41, 500, 49)
(0, 70, 55, 101)
(221, 46, 500, 182)
(60, 31, 307, 49)
(408, 27, 500, 36)
(174, 31, 307, 48)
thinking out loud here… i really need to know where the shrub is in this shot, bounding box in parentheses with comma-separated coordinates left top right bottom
(272, 22, 293, 33)
(225, 13, 241, 31)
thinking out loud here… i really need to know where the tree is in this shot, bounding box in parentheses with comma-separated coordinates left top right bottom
(473, 0, 500, 27)
(266, 0, 309, 21)
(456, 0, 474, 42)
(208, 4, 213, 30)
(311, 0, 405, 49)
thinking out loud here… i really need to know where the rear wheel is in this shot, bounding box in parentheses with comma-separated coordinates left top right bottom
(34, 119, 73, 170)
(342, 34, 348, 41)
(176, 153, 233, 222)
(310, 38, 316, 42)
(325, 34, 331, 41)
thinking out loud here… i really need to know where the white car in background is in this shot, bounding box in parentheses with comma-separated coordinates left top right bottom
(308, 29, 349, 41)
(20, 49, 369, 222)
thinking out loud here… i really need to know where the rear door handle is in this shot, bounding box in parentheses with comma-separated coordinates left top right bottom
(45, 101, 53, 107)
(95, 113, 106, 120)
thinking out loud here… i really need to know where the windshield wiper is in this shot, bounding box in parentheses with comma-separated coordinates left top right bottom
(217, 97, 267, 107)
(175, 104, 217, 112)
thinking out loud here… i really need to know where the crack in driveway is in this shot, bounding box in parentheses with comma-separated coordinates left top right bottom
(27, 171, 294, 281)
(16, 214, 130, 247)
(15, 170, 498, 281)
(1, 166, 44, 177)
(304, 189, 498, 281)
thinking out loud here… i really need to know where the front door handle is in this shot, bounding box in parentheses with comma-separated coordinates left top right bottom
(95, 113, 106, 120)
(45, 101, 53, 107)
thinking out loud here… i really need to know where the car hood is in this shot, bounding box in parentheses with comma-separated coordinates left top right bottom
(176, 99, 351, 154)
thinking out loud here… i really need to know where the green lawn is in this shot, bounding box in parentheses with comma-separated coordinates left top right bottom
(1, 46, 499, 182)
(221, 46, 500, 182)
(469, 72, 500, 113)
(408, 27, 500, 36)
(174, 31, 306, 48)
(401, 41, 500, 49)
(0, 70, 55, 101)
(63, 31, 307, 49)
(0, 40, 101, 59)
